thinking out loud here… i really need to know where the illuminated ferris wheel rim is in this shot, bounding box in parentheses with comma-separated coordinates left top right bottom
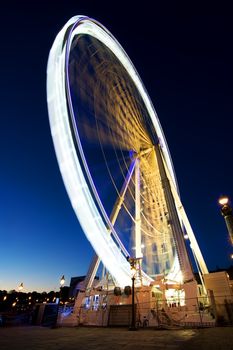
(47, 16, 180, 287)
(66, 16, 177, 187)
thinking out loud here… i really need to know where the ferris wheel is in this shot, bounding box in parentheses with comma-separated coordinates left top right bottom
(47, 16, 208, 288)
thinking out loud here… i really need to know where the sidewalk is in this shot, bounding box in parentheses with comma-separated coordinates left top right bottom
(0, 326, 233, 349)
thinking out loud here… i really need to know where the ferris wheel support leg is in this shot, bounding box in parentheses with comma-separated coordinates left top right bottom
(109, 159, 136, 226)
(190, 245, 208, 296)
(82, 160, 137, 290)
(160, 147, 208, 276)
(163, 162, 208, 276)
(154, 145, 194, 282)
(85, 255, 101, 290)
(135, 158, 142, 259)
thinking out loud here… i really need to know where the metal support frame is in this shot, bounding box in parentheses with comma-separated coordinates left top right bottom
(135, 158, 142, 258)
(84, 159, 137, 290)
(160, 146, 208, 276)
(83, 151, 146, 290)
(154, 144, 194, 282)
(84, 142, 205, 294)
(109, 160, 136, 226)
(157, 143, 208, 299)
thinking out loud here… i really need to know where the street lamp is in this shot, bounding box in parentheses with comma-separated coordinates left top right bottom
(18, 283, 23, 292)
(60, 275, 65, 286)
(60, 275, 65, 304)
(218, 196, 233, 245)
(219, 196, 229, 206)
(127, 257, 138, 331)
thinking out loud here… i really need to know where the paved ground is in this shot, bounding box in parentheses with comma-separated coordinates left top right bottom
(0, 326, 233, 350)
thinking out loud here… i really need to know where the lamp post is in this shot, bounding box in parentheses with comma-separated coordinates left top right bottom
(128, 257, 137, 331)
(60, 275, 65, 304)
(18, 283, 23, 292)
(218, 196, 233, 246)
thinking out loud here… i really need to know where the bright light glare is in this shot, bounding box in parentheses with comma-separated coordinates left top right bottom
(60, 275, 65, 286)
(18, 283, 23, 291)
(219, 196, 229, 206)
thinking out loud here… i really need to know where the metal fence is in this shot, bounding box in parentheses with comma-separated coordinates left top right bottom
(72, 293, 233, 328)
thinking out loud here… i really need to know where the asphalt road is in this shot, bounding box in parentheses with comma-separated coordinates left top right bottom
(0, 326, 233, 349)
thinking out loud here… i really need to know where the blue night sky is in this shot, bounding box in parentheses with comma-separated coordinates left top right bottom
(0, 1, 232, 292)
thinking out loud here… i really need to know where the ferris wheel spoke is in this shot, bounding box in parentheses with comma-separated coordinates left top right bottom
(70, 40, 153, 153)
